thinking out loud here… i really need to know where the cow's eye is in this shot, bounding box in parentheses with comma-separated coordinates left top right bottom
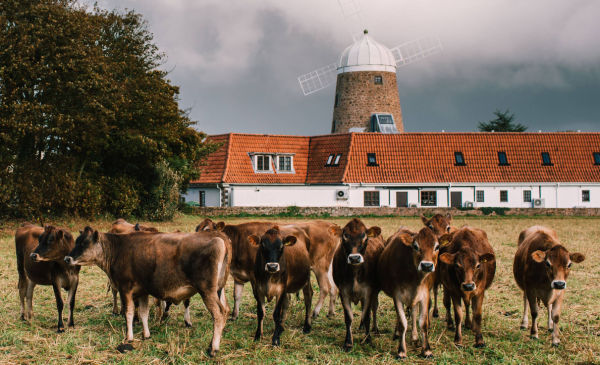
(567, 262, 572, 269)
(428, 224, 434, 230)
(434, 243, 439, 251)
(360, 232, 366, 240)
(446, 226, 451, 232)
(545, 260, 551, 268)
(412, 242, 419, 251)
(476, 263, 481, 269)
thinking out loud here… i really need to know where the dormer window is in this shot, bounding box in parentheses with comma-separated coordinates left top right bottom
(255, 155, 272, 172)
(277, 155, 294, 173)
(367, 153, 378, 166)
(333, 154, 341, 165)
(593, 152, 600, 165)
(374, 75, 383, 85)
(326, 154, 334, 166)
(541, 152, 553, 166)
(454, 152, 466, 166)
(498, 151, 509, 166)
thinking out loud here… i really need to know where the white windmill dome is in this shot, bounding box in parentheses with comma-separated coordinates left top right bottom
(338, 30, 396, 74)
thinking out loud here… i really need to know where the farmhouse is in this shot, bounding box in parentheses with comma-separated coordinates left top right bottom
(184, 31, 600, 208)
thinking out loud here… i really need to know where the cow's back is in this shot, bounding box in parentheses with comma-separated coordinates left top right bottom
(513, 226, 558, 290)
(280, 227, 312, 293)
(288, 221, 340, 262)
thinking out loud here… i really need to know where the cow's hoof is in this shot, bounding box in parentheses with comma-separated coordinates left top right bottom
(20, 314, 25, 321)
(272, 338, 280, 347)
(474, 342, 485, 348)
(530, 335, 539, 340)
(184, 321, 192, 328)
(421, 351, 433, 358)
(116, 343, 134, 353)
(447, 325, 455, 331)
(520, 325, 527, 330)
(57, 328, 64, 333)
(548, 328, 553, 333)
(396, 353, 407, 360)
(327, 312, 335, 319)
(303, 324, 311, 334)
(343, 343, 352, 352)
(551, 342, 560, 348)
(206, 347, 218, 357)
(432, 310, 439, 318)
(454, 342, 463, 348)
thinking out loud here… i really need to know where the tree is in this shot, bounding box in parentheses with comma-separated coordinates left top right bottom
(478, 109, 527, 132)
(0, 0, 217, 219)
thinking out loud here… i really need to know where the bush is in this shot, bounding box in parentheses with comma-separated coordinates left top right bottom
(141, 160, 182, 221)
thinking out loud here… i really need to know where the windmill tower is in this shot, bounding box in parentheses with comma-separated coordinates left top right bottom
(297, 0, 442, 134)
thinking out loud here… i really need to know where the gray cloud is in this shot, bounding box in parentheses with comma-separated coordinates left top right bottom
(80, 0, 600, 134)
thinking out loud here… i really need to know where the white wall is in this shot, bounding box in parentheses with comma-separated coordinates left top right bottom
(182, 187, 221, 207)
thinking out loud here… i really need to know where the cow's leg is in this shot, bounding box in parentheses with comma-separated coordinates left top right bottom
(464, 296, 472, 330)
(231, 280, 244, 321)
(161, 301, 172, 322)
(51, 282, 65, 333)
(520, 292, 529, 329)
(253, 288, 264, 341)
(547, 303, 553, 332)
(138, 295, 151, 339)
(340, 291, 354, 351)
(302, 284, 313, 333)
(111, 283, 119, 315)
(183, 299, 192, 327)
(66, 276, 78, 328)
(393, 296, 408, 359)
(472, 293, 485, 348)
(312, 268, 329, 318)
(25, 281, 35, 321)
(282, 293, 291, 321)
(550, 298, 562, 347)
(200, 290, 226, 357)
(418, 297, 433, 358)
(371, 293, 380, 334)
(272, 293, 289, 346)
(444, 288, 454, 330)
(432, 282, 439, 318)
(156, 300, 166, 322)
(123, 291, 135, 342)
(527, 292, 539, 340)
(18, 275, 28, 320)
(451, 294, 464, 346)
(327, 267, 337, 318)
(411, 302, 419, 344)
(358, 298, 365, 331)
(218, 288, 230, 317)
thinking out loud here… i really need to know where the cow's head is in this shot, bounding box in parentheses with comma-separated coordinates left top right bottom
(31, 226, 73, 262)
(134, 223, 159, 233)
(64, 227, 102, 266)
(248, 226, 296, 274)
(531, 245, 585, 290)
(195, 218, 225, 232)
(421, 213, 453, 238)
(439, 247, 495, 292)
(339, 218, 381, 266)
(398, 227, 440, 273)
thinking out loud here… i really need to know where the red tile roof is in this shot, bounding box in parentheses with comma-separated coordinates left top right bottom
(192, 132, 600, 184)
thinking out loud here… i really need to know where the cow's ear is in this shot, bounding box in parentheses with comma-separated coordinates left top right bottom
(134, 223, 141, 231)
(215, 222, 226, 231)
(531, 250, 546, 263)
(421, 215, 428, 225)
(194, 224, 202, 232)
(247, 235, 260, 246)
(283, 235, 297, 246)
(56, 230, 64, 240)
(329, 225, 342, 237)
(399, 232, 415, 247)
(445, 213, 452, 222)
(92, 230, 99, 242)
(439, 252, 455, 265)
(366, 226, 381, 238)
(570, 252, 585, 263)
(479, 253, 495, 264)
(439, 233, 453, 247)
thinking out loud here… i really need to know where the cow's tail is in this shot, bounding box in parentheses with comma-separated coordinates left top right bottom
(15, 232, 26, 289)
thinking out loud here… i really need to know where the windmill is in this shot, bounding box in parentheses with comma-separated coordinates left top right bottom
(297, 0, 443, 134)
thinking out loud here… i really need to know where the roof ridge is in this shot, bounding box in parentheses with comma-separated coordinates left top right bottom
(221, 133, 233, 182)
(341, 133, 355, 183)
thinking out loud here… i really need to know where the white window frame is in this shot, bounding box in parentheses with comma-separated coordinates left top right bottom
(334, 154, 342, 165)
(251, 154, 273, 173)
(276, 155, 295, 174)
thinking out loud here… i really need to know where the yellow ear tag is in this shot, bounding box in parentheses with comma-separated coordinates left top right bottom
(440, 238, 450, 247)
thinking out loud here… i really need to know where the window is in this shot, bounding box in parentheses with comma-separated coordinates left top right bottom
(334, 94, 339, 107)
(374, 75, 383, 85)
(326, 154, 334, 166)
(255, 155, 271, 172)
(523, 190, 531, 203)
(199, 191, 206, 207)
(476, 190, 485, 202)
(582, 190, 590, 202)
(367, 153, 378, 166)
(333, 154, 341, 165)
(364, 191, 380, 206)
(421, 191, 437, 206)
(594, 152, 600, 165)
(500, 190, 508, 202)
(541, 152, 552, 166)
(454, 152, 466, 166)
(498, 152, 509, 166)
(278, 156, 293, 172)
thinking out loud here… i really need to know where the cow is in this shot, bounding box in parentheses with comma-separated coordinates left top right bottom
(377, 226, 439, 359)
(110, 218, 159, 234)
(196, 218, 340, 320)
(437, 226, 496, 348)
(332, 218, 383, 352)
(513, 225, 585, 346)
(64, 227, 230, 356)
(421, 213, 456, 318)
(16, 224, 80, 333)
(249, 225, 313, 346)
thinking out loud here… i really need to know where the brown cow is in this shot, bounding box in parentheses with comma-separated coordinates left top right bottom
(249, 226, 313, 346)
(378, 226, 439, 358)
(65, 228, 230, 356)
(332, 218, 383, 351)
(16, 224, 80, 332)
(197, 218, 340, 319)
(438, 227, 496, 348)
(513, 225, 585, 346)
(110, 218, 159, 234)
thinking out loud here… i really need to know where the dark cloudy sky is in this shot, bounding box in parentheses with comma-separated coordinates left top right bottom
(81, 0, 600, 135)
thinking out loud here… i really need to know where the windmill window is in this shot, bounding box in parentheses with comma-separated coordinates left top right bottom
(498, 151, 509, 166)
(476, 190, 485, 202)
(541, 152, 553, 166)
(334, 94, 340, 107)
(593, 152, 600, 165)
(374, 75, 383, 85)
(454, 152, 466, 166)
(326, 154, 334, 166)
(367, 153, 378, 166)
(333, 154, 342, 165)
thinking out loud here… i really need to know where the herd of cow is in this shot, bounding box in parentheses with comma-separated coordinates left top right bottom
(14, 214, 585, 358)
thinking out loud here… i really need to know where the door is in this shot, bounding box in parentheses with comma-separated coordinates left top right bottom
(451, 191, 462, 208)
(396, 192, 408, 207)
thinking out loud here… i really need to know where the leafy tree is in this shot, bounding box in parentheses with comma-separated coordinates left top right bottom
(0, 0, 217, 219)
(478, 109, 527, 132)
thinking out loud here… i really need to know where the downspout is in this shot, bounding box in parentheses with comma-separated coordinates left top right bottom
(447, 183, 451, 207)
(217, 184, 222, 207)
(555, 183, 559, 208)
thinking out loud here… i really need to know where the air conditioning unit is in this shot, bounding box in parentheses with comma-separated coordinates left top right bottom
(336, 189, 349, 200)
(464, 201, 474, 208)
(408, 203, 418, 208)
(532, 198, 545, 208)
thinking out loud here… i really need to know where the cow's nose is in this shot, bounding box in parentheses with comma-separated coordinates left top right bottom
(552, 280, 566, 290)
(420, 262, 434, 272)
(462, 282, 476, 291)
(30, 253, 39, 261)
(347, 254, 363, 265)
(265, 263, 280, 273)
(64, 256, 73, 265)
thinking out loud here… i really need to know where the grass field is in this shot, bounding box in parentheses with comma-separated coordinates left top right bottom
(0, 215, 599, 364)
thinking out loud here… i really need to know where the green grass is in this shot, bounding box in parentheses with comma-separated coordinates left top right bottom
(1, 215, 599, 364)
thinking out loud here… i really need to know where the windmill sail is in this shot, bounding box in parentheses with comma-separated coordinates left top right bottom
(337, 0, 365, 41)
(297, 62, 338, 96)
(390, 36, 443, 67)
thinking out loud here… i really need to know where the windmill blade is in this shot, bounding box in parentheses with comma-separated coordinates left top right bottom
(337, 0, 365, 42)
(297, 62, 338, 95)
(390, 36, 443, 67)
